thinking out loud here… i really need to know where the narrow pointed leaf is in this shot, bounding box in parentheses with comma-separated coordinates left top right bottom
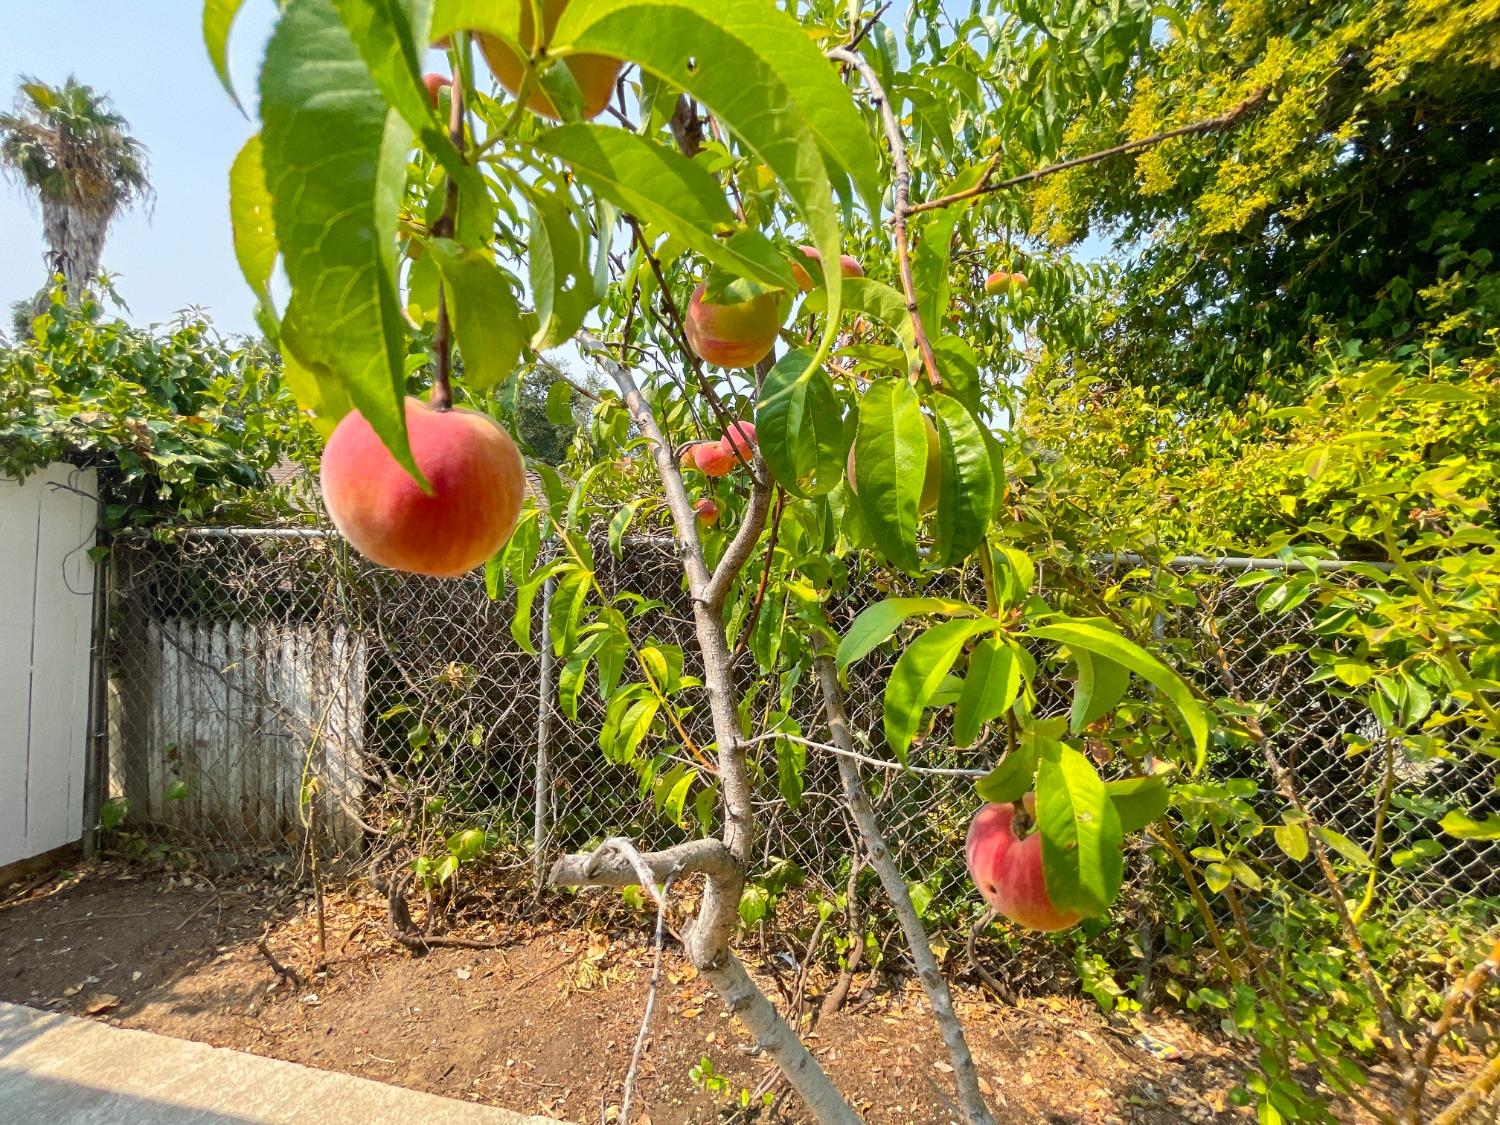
(204, 0, 249, 108)
(836, 597, 981, 670)
(228, 134, 278, 312)
(533, 125, 794, 292)
(854, 378, 928, 572)
(930, 394, 994, 565)
(1030, 619, 1209, 763)
(883, 617, 996, 762)
(260, 0, 417, 476)
(953, 637, 1021, 747)
(1069, 649, 1131, 733)
(1104, 774, 1170, 833)
(755, 349, 845, 497)
(426, 238, 524, 392)
(1035, 742, 1123, 916)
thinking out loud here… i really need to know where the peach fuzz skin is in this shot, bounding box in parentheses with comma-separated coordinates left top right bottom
(692, 440, 737, 477)
(966, 801, 1084, 933)
(320, 397, 525, 578)
(475, 0, 623, 121)
(684, 283, 781, 369)
(790, 246, 864, 292)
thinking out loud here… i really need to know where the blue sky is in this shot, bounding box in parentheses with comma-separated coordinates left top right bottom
(0, 2, 279, 336)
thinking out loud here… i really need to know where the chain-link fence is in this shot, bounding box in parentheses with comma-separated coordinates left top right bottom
(101, 528, 1500, 985)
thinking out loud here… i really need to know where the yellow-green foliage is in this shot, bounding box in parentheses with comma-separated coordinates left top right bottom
(1017, 336, 1500, 560)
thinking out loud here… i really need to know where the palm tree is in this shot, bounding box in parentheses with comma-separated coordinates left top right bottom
(0, 76, 151, 312)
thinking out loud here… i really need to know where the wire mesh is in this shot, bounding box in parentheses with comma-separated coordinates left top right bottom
(102, 528, 1499, 992)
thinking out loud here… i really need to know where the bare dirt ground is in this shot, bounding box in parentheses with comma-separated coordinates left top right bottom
(0, 860, 1440, 1123)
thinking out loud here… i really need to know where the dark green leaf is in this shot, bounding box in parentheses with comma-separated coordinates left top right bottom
(1069, 649, 1130, 733)
(854, 378, 928, 572)
(1036, 742, 1123, 916)
(883, 617, 996, 762)
(953, 637, 1022, 747)
(755, 349, 845, 498)
(930, 394, 994, 565)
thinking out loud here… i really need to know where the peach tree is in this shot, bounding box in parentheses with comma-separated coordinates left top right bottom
(208, 0, 1218, 1119)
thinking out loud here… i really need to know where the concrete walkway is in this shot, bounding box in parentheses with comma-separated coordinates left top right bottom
(0, 1002, 563, 1124)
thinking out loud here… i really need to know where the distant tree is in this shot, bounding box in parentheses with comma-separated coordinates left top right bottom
(0, 76, 152, 314)
(506, 358, 594, 466)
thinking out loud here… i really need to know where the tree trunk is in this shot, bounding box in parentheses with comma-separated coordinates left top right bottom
(38, 196, 110, 310)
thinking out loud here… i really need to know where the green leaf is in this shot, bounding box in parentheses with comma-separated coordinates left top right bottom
(526, 183, 594, 350)
(1069, 649, 1131, 733)
(1314, 825, 1373, 868)
(533, 125, 793, 292)
(545, 377, 574, 425)
(739, 884, 771, 926)
(426, 238, 524, 392)
(755, 350, 845, 498)
(1029, 619, 1209, 763)
(836, 596, 980, 670)
(203, 0, 249, 108)
(1439, 809, 1500, 841)
(1104, 775, 1170, 833)
(447, 827, 486, 860)
(804, 277, 919, 370)
(854, 378, 929, 572)
(99, 796, 130, 831)
(1035, 742, 1123, 916)
(909, 882, 935, 919)
(260, 0, 417, 477)
(332, 0, 485, 201)
(883, 617, 996, 762)
(165, 779, 190, 802)
(776, 735, 805, 809)
(930, 394, 994, 565)
(1273, 822, 1309, 861)
(608, 499, 641, 557)
(439, 0, 880, 370)
(228, 135, 278, 314)
(974, 743, 1037, 804)
(953, 637, 1022, 747)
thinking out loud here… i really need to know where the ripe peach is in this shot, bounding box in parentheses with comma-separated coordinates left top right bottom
(692, 440, 737, 478)
(790, 245, 865, 292)
(320, 397, 525, 578)
(966, 800, 1083, 933)
(423, 72, 451, 109)
(985, 270, 1028, 296)
(847, 413, 942, 513)
(476, 0, 623, 121)
(723, 420, 757, 459)
(694, 497, 720, 526)
(685, 283, 782, 369)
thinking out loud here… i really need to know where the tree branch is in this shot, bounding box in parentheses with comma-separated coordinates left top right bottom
(813, 653, 996, 1125)
(906, 88, 1270, 216)
(826, 46, 942, 390)
(429, 79, 467, 411)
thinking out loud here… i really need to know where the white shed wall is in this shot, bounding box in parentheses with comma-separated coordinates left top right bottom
(0, 463, 97, 867)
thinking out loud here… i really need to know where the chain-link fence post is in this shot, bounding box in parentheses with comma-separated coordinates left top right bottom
(532, 573, 556, 898)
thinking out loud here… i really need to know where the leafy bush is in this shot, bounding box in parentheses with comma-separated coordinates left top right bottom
(0, 286, 318, 524)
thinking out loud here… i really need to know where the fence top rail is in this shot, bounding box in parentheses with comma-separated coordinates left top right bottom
(114, 527, 1397, 574)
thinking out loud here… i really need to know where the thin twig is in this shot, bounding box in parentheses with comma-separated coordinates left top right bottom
(740, 731, 989, 778)
(826, 47, 942, 389)
(621, 867, 679, 1125)
(429, 81, 467, 411)
(1409, 936, 1500, 1123)
(731, 487, 785, 661)
(907, 88, 1269, 216)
